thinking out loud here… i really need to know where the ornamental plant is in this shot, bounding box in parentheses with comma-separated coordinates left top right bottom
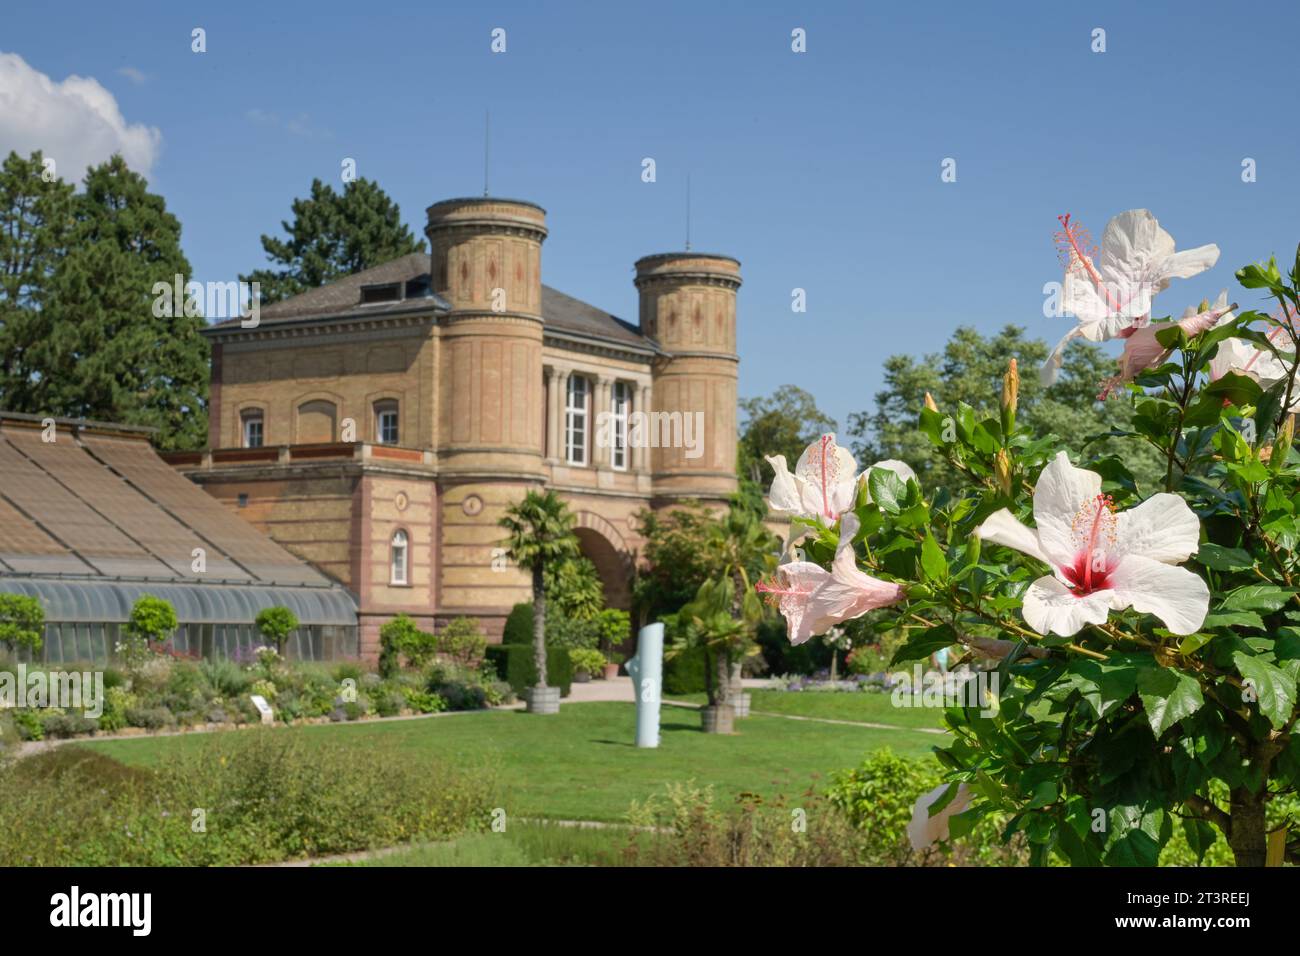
(761, 209, 1300, 867)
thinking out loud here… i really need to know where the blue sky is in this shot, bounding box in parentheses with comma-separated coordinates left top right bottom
(5, 0, 1300, 431)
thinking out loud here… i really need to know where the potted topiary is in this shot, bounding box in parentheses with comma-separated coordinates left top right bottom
(569, 648, 606, 683)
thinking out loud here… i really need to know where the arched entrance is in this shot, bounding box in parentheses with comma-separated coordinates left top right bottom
(572, 511, 633, 611)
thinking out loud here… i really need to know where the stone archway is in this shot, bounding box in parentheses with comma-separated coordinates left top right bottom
(572, 511, 633, 611)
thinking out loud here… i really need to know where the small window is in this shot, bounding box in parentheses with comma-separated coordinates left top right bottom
(242, 412, 264, 448)
(405, 275, 432, 298)
(390, 530, 408, 585)
(360, 282, 402, 305)
(375, 402, 399, 445)
(237, 493, 249, 508)
(611, 382, 631, 471)
(565, 376, 589, 465)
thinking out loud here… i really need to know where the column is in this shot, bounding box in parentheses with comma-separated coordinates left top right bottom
(636, 382, 651, 472)
(544, 366, 558, 460)
(553, 370, 570, 463)
(592, 375, 611, 469)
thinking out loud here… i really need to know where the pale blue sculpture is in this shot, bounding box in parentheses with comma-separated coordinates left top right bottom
(625, 622, 664, 748)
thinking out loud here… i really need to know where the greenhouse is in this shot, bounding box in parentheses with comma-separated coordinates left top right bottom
(0, 412, 359, 664)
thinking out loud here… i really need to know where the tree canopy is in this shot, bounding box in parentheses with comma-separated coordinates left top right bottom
(845, 324, 1164, 490)
(0, 151, 208, 450)
(242, 177, 425, 304)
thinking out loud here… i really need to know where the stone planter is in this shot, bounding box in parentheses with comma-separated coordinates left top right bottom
(603, 662, 621, 680)
(701, 704, 735, 734)
(729, 680, 751, 718)
(573, 668, 592, 683)
(526, 686, 561, 715)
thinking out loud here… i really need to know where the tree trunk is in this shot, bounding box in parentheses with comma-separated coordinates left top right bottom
(715, 650, 731, 709)
(1229, 787, 1267, 866)
(532, 564, 548, 690)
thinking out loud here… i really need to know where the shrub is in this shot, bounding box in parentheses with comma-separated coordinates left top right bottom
(438, 617, 487, 666)
(378, 614, 437, 677)
(824, 749, 1025, 866)
(0, 731, 497, 865)
(401, 687, 448, 714)
(502, 602, 533, 645)
(41, 713, 99, 738)
(199, 658, 249, 697)
(546, 614, 600, 651)
(0, 594, 44, 656)
(331, 661, 364, 684)
(98, 686, 136, 732)
(254, 606, 299, 655)
(12, 709, 43, 741)
(124, 706, 175, 731)
(569, 648, 606, 675)
(484, 643, 572, 698)
(662, 642, 707, 695)
(249, 679, 277, 701)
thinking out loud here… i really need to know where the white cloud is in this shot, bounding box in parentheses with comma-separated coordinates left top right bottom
(245, 108, 331, 139)
(116, 66, 148, 86)
(0, 52, 161, 182)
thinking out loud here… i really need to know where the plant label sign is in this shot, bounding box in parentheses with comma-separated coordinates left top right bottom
(250, 694, 274, 725)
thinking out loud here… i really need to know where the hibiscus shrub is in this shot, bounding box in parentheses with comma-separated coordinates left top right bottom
(763, 211, 1300, 867)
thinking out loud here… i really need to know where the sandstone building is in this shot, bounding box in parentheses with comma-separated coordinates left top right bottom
(169, 197, 741, 658)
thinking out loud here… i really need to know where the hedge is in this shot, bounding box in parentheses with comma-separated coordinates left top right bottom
(502, 602, 534, 646)
(662, 643, 707, 695)
(485, 643, 572, 698)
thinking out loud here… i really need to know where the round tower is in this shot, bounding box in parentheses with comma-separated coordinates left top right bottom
(426, 198, 547, 638)
(635, 252, 741, 503)
(426, 198, 548, 477)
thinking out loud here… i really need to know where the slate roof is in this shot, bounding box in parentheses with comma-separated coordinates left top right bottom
(208, 253, 654, 351)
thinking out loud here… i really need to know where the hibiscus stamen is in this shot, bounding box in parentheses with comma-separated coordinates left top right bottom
(1069, 493, 1117, 593)
(1055, 213, 1127, 317)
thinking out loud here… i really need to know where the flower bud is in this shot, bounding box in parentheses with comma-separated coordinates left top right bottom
(994, 448, 1013, 498)
(1001, 359, 1019, 436)
(924, 392, 939, 413)
(1271, 415, 1294, 475)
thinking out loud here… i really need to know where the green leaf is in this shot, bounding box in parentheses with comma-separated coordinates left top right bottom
(1220, 585, 1296, 613)
(920, 531, 948, 583)
(868, 466, 905, 515)
(1203, 610, 1266, 631)
(1064, 658, 1140, 719)
(1181, 816, 1218, 865)
(1136, 667, 1205, 736)
(1195, 543, 1254, 572)
(889, 623, 956, 665)
(1233, 652, 1297, 730)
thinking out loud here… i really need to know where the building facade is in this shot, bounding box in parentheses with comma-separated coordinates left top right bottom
(169, 197, 740, 659)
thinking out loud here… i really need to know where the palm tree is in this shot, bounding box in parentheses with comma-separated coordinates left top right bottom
(704, 505, 778, 708)
(499, 489, 580, 713)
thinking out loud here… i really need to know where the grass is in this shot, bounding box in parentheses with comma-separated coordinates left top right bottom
(83, 700, 944, 822)
(324, 822, 647, 867)
(666, 689, 949, 730)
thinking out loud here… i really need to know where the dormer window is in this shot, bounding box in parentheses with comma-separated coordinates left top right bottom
(360, 282, 401, 305)
(405, 275, 432, 298)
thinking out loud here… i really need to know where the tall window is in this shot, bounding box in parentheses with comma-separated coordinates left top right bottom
(565, 375, 589, 465)
(375, 401, 399, 445)
(611, 381, 631, 470)
(390, 530, 408, 585)
(242, 411, 264, 448)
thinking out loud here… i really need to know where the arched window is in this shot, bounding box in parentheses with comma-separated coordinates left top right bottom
(390, 530, 409, 585)
(374, 400, 399, 445)
(241, 409, 264, 448)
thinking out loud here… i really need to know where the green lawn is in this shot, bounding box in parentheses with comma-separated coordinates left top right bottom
(666, 689, 949, 730)
(324, 822, 646, 867)
(83, 701, 944, 822)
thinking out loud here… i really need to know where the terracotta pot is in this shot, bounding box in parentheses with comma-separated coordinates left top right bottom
(603, 662, 621, 680)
